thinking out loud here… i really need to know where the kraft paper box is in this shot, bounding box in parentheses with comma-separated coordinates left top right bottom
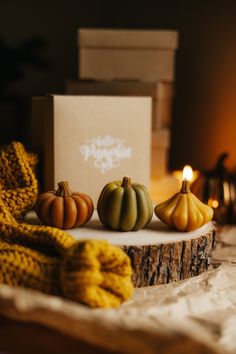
(152, 130, 170, 179)
(78, 28, 178, 81)
(66, 80, 174, 130)
(31, 95, 152, 204)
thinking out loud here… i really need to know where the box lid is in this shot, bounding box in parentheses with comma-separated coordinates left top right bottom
(66, 80, 174, 100)
(78, 28, 178, 50)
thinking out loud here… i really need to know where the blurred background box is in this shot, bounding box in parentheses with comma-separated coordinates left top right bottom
(152, 130, 170, 179)
(78, 28, 178, 81)
(31, 95, 151, 203)
(66, 80, 174, 130)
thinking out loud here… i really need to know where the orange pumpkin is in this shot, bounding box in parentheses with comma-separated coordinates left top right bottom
(35, 181, 94, 229)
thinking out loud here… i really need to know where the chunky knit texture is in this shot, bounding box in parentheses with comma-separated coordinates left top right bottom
(61, 240, 134, 308)
(0, 142, 133, 308)
(0, 142, 38, 220)
(0, 241, 61, 295)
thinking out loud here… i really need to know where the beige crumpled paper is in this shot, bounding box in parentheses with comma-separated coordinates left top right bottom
(0, 226, 236, 354)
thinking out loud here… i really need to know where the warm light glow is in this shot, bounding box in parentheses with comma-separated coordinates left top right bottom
(183, 165, 193, 181)
(223, 181, 231, 205)
(208, 198, 219, 209)
(173, 169, 199, 187)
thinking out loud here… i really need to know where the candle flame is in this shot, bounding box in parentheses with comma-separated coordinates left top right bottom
(183, 165, 193, 181)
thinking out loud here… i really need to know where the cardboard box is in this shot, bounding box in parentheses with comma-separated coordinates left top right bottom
(65, 81, 172, 179)
(152, 130, 170, 179)
(66, 80, 174, 130)
(31, 95, 152, 204)
(153, 82, 174, 130)
(78, 28, 178, 81)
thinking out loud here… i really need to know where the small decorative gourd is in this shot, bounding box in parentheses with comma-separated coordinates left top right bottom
(154, 179, 213, 231)
(97, 176, 153, 231)
(35, 181, 94, 229)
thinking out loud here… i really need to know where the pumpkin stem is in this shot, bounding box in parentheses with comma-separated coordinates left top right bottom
(181, 180, 191, 193)
(56, 181, 72, 197)
(122, 176, 131, 188)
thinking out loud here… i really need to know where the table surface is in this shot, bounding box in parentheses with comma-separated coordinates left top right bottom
(0, 317, 118, 354)
(0, 223, 235, 354)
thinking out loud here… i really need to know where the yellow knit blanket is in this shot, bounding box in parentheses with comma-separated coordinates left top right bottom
(0, 142, 133, 308)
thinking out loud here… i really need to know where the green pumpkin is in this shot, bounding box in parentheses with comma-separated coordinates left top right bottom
(97, 176, 153, 231)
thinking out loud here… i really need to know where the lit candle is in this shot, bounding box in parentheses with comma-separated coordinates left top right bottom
(183, 165, 193, 181)
(154, 164, 214, 231)
(181, 165, 193, 193)
(173, 166, 199, 189)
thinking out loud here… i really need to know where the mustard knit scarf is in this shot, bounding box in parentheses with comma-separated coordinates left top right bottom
(0, 142, 133, 308)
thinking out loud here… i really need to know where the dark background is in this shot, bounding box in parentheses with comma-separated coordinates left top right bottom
(1, 0, 236, 171)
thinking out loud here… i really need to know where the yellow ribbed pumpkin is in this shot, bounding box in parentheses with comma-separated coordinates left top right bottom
(154, 180, 213, 231)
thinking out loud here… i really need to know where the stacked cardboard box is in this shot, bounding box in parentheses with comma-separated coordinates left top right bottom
(66, 80, 173, 179)
(77, 28, 178, 82)
(30, 29, 178, 202)
(71, 27, 178, 184)
(66, 80, 174, 131)
(31, 95, 151, 203)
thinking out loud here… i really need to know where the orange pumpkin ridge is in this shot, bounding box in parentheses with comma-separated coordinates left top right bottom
(74, 192, 94, 223)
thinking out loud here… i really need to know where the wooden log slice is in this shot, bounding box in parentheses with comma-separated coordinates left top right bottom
(69, 212, 216, 288)
(27, 211, 215, 287)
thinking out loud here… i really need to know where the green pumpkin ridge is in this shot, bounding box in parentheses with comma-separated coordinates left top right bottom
(119, 187, 138, 231)
(132, 185, 150, 231)
(106, 187, 124, 230)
